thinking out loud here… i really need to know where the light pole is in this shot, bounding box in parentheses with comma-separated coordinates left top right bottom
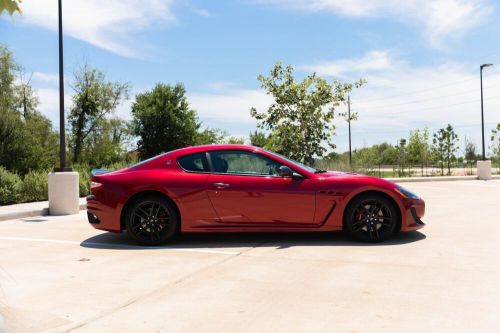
(480, 63, 493, 161)
(56, 0, 70, 172)
(347, 94, 352, 169)
(48, 0, 78, 215)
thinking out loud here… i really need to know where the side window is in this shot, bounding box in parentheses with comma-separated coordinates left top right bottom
(178, 153, 209, 172)
(210, 151, 281, 176)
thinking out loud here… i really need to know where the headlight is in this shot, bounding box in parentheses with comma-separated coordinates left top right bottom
(395, 186, 419, 199)
(90, 181, 103, 190)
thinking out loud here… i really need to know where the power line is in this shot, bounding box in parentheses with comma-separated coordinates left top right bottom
(355, 94, 500, 117)
(347, 122, 498, 135)
(355, 80, 500, 111)
(356, 69, 500, 104)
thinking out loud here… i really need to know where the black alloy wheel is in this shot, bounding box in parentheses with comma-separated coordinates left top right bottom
(344, 193, 398, 242)
(125, 194, 178, 246)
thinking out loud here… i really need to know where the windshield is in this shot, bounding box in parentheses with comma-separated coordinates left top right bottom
(263, 149, 317, 173)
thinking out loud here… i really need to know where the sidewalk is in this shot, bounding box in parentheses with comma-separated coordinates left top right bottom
(386, 174, 500, 183)
(0, 198, 87, 222)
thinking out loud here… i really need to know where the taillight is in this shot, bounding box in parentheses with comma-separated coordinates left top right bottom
(90, 181, 103, 190)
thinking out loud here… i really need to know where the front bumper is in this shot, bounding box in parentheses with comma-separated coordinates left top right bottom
(401, 198, 425, 231)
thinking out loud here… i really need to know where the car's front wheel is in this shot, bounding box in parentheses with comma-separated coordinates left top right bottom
(125, 194, 179, 246)
(344, 193, 398, 242)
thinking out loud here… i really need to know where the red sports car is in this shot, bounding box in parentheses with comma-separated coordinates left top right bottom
(87, 144, 425, 245)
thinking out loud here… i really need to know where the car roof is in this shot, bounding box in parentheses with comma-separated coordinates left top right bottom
(175, 144, 261, 155)
(130, 144, 263, 170)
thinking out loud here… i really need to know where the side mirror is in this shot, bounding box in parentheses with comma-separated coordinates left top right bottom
(278, 165, 293, 177)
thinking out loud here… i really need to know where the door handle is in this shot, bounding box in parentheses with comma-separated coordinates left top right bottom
(213, 182, 230, 188)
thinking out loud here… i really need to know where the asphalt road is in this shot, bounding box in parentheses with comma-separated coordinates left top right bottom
(1, 180, 499, 333)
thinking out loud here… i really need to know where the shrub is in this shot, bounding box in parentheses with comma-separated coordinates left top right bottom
(73, 164, 91, 197)
(21, 171, 48, 202)
(73, 161, 132, 198)
(0, 167, 22, 205)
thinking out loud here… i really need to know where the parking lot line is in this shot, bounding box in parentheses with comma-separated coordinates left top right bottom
(0, 236, 241, 255)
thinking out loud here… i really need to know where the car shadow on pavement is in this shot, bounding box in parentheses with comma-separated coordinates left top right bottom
(80, 231, 426, 250)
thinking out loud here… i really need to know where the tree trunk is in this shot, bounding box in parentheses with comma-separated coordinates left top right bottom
(72, 113, 86, 164)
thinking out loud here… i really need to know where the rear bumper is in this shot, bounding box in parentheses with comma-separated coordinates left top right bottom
(401, 198, 425, 231)
(86, 195, 121, 232)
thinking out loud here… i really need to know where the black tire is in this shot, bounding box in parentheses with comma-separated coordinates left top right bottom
(344, 193, 398, 243)
(125, 194, 179, 246)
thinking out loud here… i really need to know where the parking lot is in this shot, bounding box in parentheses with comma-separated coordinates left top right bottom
(1, 180, 499, 333)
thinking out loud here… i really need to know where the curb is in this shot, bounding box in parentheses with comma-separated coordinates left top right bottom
(385, 175, 500, 183)
(0, 202, 87, 222)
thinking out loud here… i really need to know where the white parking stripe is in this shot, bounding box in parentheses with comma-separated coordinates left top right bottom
(0, 236, 240, 255)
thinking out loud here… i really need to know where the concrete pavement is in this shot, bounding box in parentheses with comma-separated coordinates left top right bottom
(0, 180, 499, 332)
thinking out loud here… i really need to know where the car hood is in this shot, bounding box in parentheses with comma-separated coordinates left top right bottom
(317, 171, 398, 190)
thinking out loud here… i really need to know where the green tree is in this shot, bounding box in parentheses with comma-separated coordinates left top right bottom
(249, 130, 269, 147)
(78, 117, 132, 167)
(352, 146, 378, 175)
(250, 61, 363, 164)
(0, 45, 18, 112)
(20, 111, 59, 172)
(195, 127, 226, 145)
(491, 123, 500, 169)
(14, 72, 39, 118)
(0, 45, 58, 173)
(377, 143, 398, 165)
(396, 139, 407, 177)
(132, 83, 199, 159)
(68, 65, 130, 164)
(0, 45, 28, 172)
(226, 136, 244, 144)
(433, 124, 459, 176)
(0, 0, 21, 16)
(407, 128, 430, 176)
(464, 137, 477, 174)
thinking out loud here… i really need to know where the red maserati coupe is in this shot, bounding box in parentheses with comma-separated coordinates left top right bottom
(87, 144, 425, 245)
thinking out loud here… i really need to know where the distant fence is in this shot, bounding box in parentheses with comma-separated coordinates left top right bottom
(317, 161, 500, 178)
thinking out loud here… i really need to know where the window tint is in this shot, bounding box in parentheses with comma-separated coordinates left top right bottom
(210, 151, 281, 176)
(178, 153, 209, 172)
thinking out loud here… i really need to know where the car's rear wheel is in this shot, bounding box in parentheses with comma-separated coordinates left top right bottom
(344, 193, 398, 242)
(125, 194, 179, 246)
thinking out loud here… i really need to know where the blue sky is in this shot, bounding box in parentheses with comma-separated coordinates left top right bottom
(2, 0, 500, 154)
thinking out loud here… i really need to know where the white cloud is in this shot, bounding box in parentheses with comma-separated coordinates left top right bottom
(206, 81, 241, 91)
(36, 88, 69, 125)
(20, 0, 176, 57)
(31, 72, 58, 84)
(298, 50, 394, 78)
(189, 89, 273, 124)
(192, 8, 211, 17)
(257, 0, 493, 46)
(300, 50, 500, 153)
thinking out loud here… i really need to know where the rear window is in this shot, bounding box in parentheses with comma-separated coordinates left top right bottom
(178, 153, 209, 172)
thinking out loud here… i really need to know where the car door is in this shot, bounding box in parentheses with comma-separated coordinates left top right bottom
(206, 150, 316, 225)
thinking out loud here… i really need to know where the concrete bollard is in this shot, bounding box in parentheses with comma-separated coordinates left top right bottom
(477, 160, 492, 180)
(48, 171, 80, 215)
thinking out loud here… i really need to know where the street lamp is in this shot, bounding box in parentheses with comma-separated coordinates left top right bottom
(480, 63, 493, 161)
(48, 0, 79, 215)
(55, 0, 70, 172)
